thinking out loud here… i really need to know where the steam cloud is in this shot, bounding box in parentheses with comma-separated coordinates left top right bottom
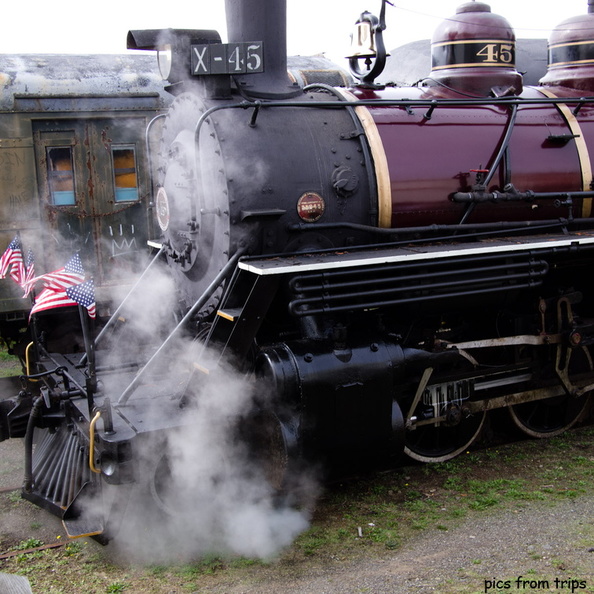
(91, 260, 313, 565)
(82, 86, 313, 564)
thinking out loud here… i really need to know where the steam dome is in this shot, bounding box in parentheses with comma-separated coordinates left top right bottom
(539, 6, 594, 90)
(429, 1, 522, 96)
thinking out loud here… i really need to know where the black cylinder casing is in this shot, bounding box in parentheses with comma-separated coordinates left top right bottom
(255, 339, 406, 472)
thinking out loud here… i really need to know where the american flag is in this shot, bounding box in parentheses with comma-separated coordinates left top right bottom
(28, 253, 90, 320)
(26, 253, 85, 293)
(29, 286, 78, 318)
(22, 249, 35, 298)
(0, 236, 25, 285)
(66, 279, 96, 318)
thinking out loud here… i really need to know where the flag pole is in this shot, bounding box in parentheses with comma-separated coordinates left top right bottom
(23, 242, 42, 365)
(78, 304, 97, 416)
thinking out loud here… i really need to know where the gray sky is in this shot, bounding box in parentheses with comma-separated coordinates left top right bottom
(2, 0, 590, 65)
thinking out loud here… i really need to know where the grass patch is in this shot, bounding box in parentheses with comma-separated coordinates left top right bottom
(0, 343, 21, 376)
(13, 537, 44, 550)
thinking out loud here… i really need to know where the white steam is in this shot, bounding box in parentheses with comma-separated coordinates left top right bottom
(82, 86, 316, 564)
(90, 261, 313, 564)
(146, 367, 309, 561)
(102, 350, 312, 564)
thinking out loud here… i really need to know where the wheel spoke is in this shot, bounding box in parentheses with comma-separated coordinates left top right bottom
(509, 345, 592, 438)
(509, 394, 590, 438)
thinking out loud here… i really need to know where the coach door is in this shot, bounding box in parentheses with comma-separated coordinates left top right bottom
(34, 118, 152, 295)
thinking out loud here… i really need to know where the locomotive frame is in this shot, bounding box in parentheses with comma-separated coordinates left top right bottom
(2, 0, 594, 547)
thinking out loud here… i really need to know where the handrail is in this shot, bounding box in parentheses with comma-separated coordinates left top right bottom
(117, 248, 246, 406)
(89, 410, 102, 474)
(79, 244, 166, 366)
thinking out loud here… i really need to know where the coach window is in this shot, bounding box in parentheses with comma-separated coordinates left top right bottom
(47, 146, 76, 206)
(112, 146, 139, 202)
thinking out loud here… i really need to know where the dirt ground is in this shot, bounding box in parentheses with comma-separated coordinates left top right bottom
(212, 496, 594, 594)
(0, 439, 66, 549)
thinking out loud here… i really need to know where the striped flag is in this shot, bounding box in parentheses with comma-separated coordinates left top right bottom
(66, 279, 96, 318)
(23, 249, 35, 297)
(0, 236, 25, 285)
(29, 286, 78, 318)
(28, 253, 89, 320)
(25, 253, 85, 294)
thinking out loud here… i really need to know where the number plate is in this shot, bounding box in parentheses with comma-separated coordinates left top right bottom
(191, 42, 264, 75)
(432, 40, 515, 70)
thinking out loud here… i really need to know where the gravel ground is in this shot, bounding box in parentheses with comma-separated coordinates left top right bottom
(193, 496, 594, 594)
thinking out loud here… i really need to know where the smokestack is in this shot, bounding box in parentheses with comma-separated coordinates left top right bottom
(225, 0, 301, 98)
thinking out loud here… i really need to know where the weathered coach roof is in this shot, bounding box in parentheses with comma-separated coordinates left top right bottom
(0, 53, 170, 111)
(0, 53, 351, 112)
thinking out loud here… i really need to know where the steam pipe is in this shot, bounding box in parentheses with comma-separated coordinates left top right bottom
(291, 264, 546, 301)
(288, 265, 549, 316)
(286, 217, 590, 239)
(79, 244, 166, 366)
(289, 259, 545, 294)
(480, 104, 518, 189)
(117, 248, 246, 406)
(191, 96, 594, 127)
(23, 395, 44, 492)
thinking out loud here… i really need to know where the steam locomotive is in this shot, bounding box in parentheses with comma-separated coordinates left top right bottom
(2, 0, 594, 545)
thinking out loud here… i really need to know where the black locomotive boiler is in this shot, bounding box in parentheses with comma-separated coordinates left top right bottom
(2, 0, 594, 547)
